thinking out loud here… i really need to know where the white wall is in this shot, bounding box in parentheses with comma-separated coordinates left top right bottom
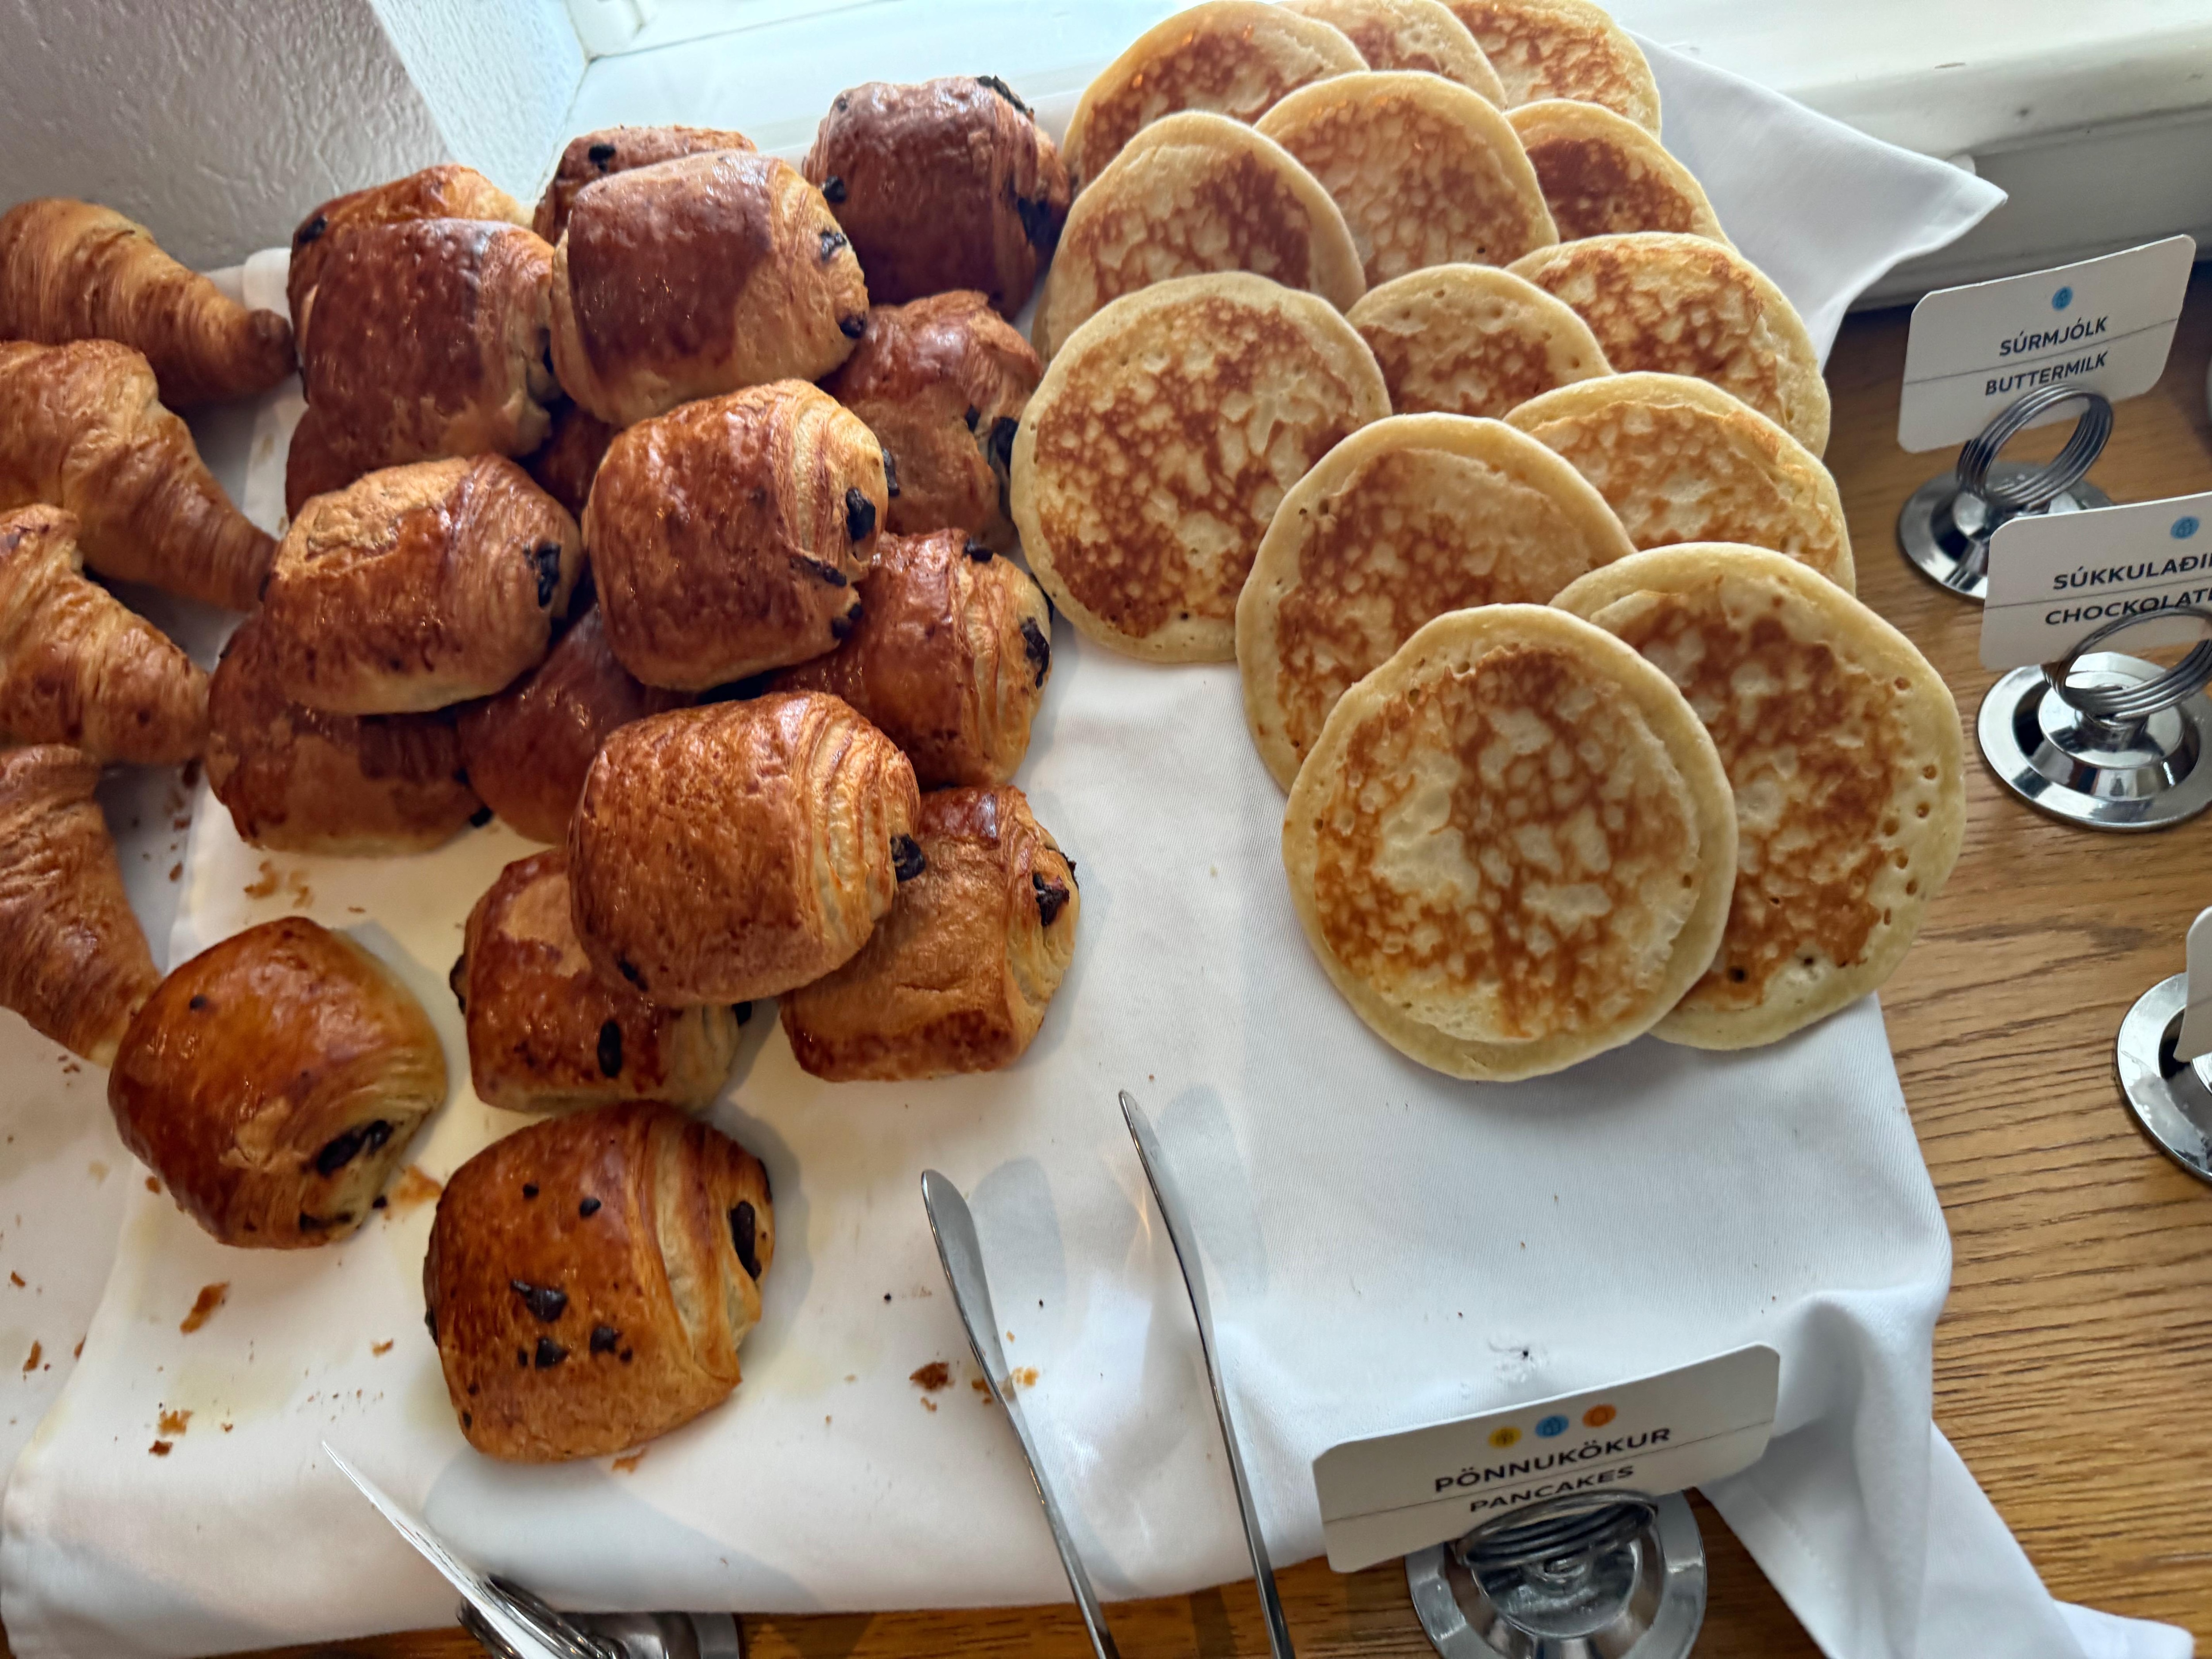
(0, 0, 450, 269)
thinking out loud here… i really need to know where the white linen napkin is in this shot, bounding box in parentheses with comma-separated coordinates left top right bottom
(3, 22, 2185, 1659)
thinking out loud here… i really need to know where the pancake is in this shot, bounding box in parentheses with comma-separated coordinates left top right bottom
(1033, 111, 1365, 362)
(1506, 373, 1854, 590)
(1444, 0, 1660, 132)
(1065, 1, 1368, 187)
(1348, 264, 1609, 417)
(1282, 0, 1506, 102)
(1507, 100, 1725, 243)
(1283, 604, 1735, 1081)
(1238, 413, 1635, 789)
(1012, 272, 1389, 662)
(1552, 547, 1961, 1048)
(1509, 234, 1830, 455)
(1257, 71, 1557, 289)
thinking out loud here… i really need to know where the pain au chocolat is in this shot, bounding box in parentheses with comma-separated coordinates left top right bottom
(534, 125, 757, 244)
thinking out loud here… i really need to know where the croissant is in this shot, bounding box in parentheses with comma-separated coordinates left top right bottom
(533, 126, 757, 245)
(206, 611, 482, 856)
(0, 505, 206, 764)
(286, 219, 557, 516)
(288, 164, 530, 342)
(769, 529, 1052, 788)
(0, 340, 275, 611)
(0, 198, 294, 407)
(0, 744, 159, 1066)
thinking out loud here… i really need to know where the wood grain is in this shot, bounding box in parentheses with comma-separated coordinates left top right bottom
(134, 277, 2212, 1658)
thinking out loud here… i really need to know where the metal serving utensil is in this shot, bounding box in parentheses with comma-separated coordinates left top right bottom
(1119, 1091, 1296, 1659)
(919, 1169, 1121, 1659)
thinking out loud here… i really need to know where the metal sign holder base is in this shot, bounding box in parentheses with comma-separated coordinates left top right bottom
(1978, 609, 2212, 831)
(2115, 975, 2212, 1184)
(459, 1584, 742, 1659)
(1406, 1490, 1705, 1659)
(1897, 385, 2115, 603)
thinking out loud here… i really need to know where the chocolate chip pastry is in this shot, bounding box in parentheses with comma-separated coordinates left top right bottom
(287, 164, 531, 338)
(532, 126, 757, 243)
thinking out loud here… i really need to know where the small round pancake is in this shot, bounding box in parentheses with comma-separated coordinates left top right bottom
(1282, 0, 1506, 103)
(1444, 0, 1661, 132)
(1257, 72, 1558, 289)
(1348, 264, 1609, 417)
(1065, 1, 1367, 187)
(1509, 234, 1830, 455)
(1551, 545, 1964, 1049)
(1506, 373, 1854, 590)
(1012, 273, 1390, 662)
(1507, 100, 1725, 243)
(1283, 604, 1735, 1081)
(1239, 413, 1635, 789)
(1033, 111, 1365, 362)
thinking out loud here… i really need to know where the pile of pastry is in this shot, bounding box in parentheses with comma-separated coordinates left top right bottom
(0, 74, 1083, 1459)
(1007, 0, 1969, 1082)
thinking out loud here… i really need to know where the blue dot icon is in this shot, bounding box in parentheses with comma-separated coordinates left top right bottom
(2174, 517, 2200, 540)
(1536, 1414, 1570, 1438)
(2052, 285, 2074, 311)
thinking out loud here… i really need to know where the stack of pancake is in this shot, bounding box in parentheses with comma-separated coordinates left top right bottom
(1010, 0, 1965, 1081)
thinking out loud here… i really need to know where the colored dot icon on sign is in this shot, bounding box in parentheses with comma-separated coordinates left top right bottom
(1490, 1425, 1521, 1448)
(2052, 286, 2074, 311)
(1536, 1415, 1569, 1438)
(2174, 517, 2200, 540)
(1583, 1405, 1617, 1428)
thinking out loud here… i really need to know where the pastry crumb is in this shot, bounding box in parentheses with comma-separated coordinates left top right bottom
(148, 1440, 172, 1457)
(1014, 1367, 1039, 1388)
(386, 1166, 444, 1211)
(371, 1340, 393, 1356)
(9, 1272, 22, 1288)
(157, 1407, 190, 1436)
(168, 863, 181, 882)
(180, 1283, 229, 1334)
(920, 1396, 937, 1413)
(909, 1361, 951, 1392)
(19, 1341, 38, 1374)
(611, 1449, 646, 1474)
(244, 860, 282, 899)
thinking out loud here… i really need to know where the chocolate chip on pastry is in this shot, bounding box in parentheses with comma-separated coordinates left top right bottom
(818, 292, 1040, 551)
(422, 1100, 774, 1461)
(548, 151, 867, 427)
(288, 164, 532, 342)
(454, 599, 691, 845)
(260, 456, 583, 715)
(459, 849, 739, 1114)
(770, 528, 1052, 789)
(206, 610, 482, 856)
(568, 693, 919, 1005)
(781, 785, 1079, 1081)
(586, 380, 887, 691)
(108, 918, 447, 1248)
(0, 745, 158, 1067)
(533, 126, 757, 244)
(285, 219, 558, 516)
(802, 76, 1071, 316)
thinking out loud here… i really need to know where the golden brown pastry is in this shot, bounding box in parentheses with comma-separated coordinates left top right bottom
(206, 611, 482, 856)
(0, 505, 207, 765)
(286, 219, 557, 516)
(568, 694, 920, 1005)
(108, 917, 447, 1247)
(820, 292, 1042, 551)
(261, 456, 582, 715)
(534, 126, 758, 244)
(455, 600, 691, 845)
(288, 164, 532, 337)
(782, 786, 1078, 1080)
(0, 745, 158, 1066)
(770, 530, 1051, 789)
(0, 198, 294, 406)
(423, 1101, 774, 1462)
(802, 77, 1071, 316)
(458, 850, 741, 1114)
(522, 402, 617, 521)
(549, 151, 868, 427)
(587, 381, 886, 691)
(0, 340, 274, 611)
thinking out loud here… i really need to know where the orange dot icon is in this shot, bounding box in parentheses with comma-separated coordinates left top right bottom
(1583, 1405, 1617, 1428)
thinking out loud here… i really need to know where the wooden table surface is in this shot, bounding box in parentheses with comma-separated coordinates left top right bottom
(203, 273, 2212, 1658)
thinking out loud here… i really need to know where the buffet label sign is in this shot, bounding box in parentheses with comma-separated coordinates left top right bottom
(1311, 1345, 1779, 1572)
(1897, 235, 2195, 452)
(1981, 489, 2212, 669)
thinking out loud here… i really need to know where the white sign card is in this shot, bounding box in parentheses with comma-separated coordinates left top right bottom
(2181, 907, 2212, 1065)
(1980, 490, 2212, 670)
(1898, 236, 2195, 453)
(1310, 1345, 1779, 1573)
